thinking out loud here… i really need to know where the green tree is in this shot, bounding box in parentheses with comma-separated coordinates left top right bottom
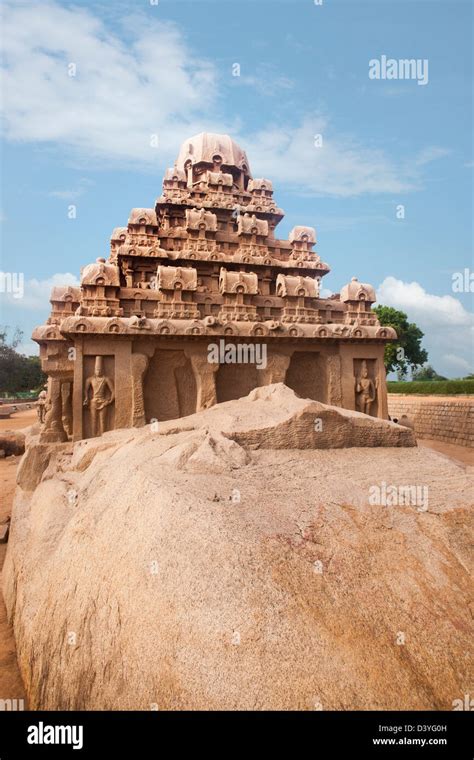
(412, 364, 447, 381)
(373, 306, 428, 378)
(0, 327, 46, 395)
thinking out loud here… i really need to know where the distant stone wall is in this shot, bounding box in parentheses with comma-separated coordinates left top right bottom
(387, 394, 474, 448)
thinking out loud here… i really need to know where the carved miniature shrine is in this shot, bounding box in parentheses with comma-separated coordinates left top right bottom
(33, 133, 396, 441)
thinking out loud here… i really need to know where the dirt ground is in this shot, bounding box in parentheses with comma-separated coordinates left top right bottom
(419, 438, 474, 467)
(0, 408, 471, 710)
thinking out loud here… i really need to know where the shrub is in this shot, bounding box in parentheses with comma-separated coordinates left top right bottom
(387, 380, 474, 395)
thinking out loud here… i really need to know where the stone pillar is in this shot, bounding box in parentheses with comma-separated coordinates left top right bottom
(376, 359, 389, 419)
(131, 353, 149, 427)
(326, 354, 343, 407)
(72, 338, 84, 441)
(113, 342, 133, 430)
(257, 351, 290, 387)
(186, 348, 219, 411)
(40, 377, 68, 443)
(61, 380, 73, 438)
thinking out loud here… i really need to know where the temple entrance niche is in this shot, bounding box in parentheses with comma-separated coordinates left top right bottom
(285, 351, 325, 402)
(353, 358, 378, 417)
(144, 349, 196, 422)
(216, 363, 259, 403)
(82, 355, 115, 439)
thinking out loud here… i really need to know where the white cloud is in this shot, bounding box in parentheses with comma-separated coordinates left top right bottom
(377, 276, 474, 377)
(320, 287, 333, 298)
(442, 354, 471, 372)
(0, 1, 448, 197)
(2, 272, 80, 310)
(377, 276, 472, 327)
(49, 190, 82, 200)
(413, 146, 451, 167)
(49, 178, 94, 200)
(245, 118, 448, 197)
(232, 63, 294, 96)
(0, 0, 225, 168)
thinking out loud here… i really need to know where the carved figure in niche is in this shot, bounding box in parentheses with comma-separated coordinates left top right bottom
(61, 381, 73, 437)
(83, 357, 115, 437)
(36, 388, 48, 424)
(355, 360, 376, 415)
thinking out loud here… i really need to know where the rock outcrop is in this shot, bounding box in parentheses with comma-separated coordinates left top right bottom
(0, 431, 25, 458)
(157, 383, 416, 450)
(3, 385, 472, 710)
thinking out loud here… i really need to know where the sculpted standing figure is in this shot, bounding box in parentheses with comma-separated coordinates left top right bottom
(36, 388, 48, 424)
(83, 357, 115, 437)
(355, 360, 376, 416)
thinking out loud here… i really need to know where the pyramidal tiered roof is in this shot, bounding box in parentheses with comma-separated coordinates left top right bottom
(34, 132, 394, 343)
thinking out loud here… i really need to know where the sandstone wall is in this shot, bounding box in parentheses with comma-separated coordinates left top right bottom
(388, 394, 474, 447)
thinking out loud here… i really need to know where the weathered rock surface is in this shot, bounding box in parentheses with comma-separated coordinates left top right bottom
(3, 385, 472, 710)
(157, 383, 416, 449)
(0, 431, 25, 457)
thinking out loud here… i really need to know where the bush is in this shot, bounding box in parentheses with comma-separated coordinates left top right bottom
(387, 380, 474, 395)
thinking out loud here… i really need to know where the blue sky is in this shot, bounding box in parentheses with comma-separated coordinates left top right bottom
(1, 0, 473, 376)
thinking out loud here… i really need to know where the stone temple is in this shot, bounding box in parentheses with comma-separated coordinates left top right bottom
(33, 132, 396, 442)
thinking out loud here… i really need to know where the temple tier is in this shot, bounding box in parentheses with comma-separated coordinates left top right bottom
(33, 132, 396, 441)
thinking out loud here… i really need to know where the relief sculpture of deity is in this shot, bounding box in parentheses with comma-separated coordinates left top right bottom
(355, 360, 377, 416)
(83, 357, 115, 437)
(36, 388, 48, 424)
